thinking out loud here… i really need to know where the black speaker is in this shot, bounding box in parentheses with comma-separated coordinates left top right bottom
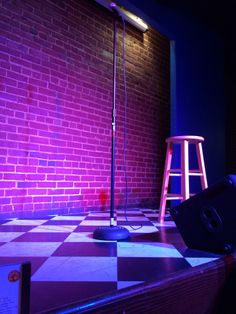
(169, 174, 236, 254)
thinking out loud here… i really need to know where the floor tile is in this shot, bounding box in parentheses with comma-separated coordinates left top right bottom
(42, 220, 82, 225)
(0, 225, 35, 232)
(185, 257, 219, 267)
(179, 247, 222, 258)
(31, 256, 118, 281)
(118, 257, 191, 281)
(119, 225, 158, 234)
(2, 219, 47, 226)
(50, 215, 86, 221)
(0, 232, 25, 242)
(87, 212, 110, 217)
(80, 220, 114, 226)
(128, 232, 161, 242)
(0, 242, 61, 256)
(0, 256, 47, 275)
(29, 225, 77, 233)
(117, 242, 183, 258)
(153, 221, 176, 227)
(52, 242, 117, 257)
(85, 216, 112, 221)
(116, 210, 142, 215)
(65, 232, 115, 243)
(117, 216, 150, 221)
(13, 232, 70, 242)
(117, 280, 144, 290)
(73, 225, 100, 232)
(117, 220, 153, 226)
(149, 229, 186, 245)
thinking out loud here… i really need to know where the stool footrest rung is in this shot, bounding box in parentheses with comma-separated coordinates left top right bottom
(165, 193, 195, 200)
(169, 173, 182, 177)
(169, 169, 205, 176)
(166, 194, 183, 200)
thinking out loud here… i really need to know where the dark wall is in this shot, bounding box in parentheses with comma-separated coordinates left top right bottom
(122, 0, 226, 189)
(225, 11, 236, 174)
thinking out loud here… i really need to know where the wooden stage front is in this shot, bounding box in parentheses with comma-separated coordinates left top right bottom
(47, 253, 236, 314)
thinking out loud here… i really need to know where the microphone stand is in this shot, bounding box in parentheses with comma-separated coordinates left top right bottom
(93, 17, 129, 240)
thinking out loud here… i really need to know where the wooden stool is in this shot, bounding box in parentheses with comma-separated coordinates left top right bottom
(158, 135, 208, 224)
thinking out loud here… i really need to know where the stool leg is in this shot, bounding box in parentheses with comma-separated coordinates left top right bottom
(181, 139, 190, 201)
(196, 142, 208, 189)
(158, 142, 173, 224)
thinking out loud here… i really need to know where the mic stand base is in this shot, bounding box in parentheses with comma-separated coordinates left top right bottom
(93, 225, 130, 240)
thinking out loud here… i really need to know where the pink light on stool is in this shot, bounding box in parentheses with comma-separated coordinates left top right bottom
(158, 135, 208, 224)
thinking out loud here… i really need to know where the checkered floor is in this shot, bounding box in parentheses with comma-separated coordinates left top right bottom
(0, 209, 221, 313)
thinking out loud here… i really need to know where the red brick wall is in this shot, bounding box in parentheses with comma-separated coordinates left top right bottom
(0, 0, 170, 216)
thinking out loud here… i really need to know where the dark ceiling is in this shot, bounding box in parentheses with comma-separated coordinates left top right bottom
(126, 0, 234, 41)
(152, 0, 234, 39)
(127, 0, 235, 70)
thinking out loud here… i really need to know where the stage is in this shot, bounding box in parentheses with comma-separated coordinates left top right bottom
(0, 208, 233, 313)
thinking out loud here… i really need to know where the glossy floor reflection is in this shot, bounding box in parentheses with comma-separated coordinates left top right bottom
(0, 209, 221, 313)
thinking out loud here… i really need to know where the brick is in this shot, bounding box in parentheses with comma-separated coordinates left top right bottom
(0, 205, 13, 212)
(0, 165, 15, 172)
(0, 197, 11, 204)
(0, 0, 170, 216)
(33, 196, 52, 203)
(27, 189, 47, 195)
(17, 182, 37, 188)
(38, 167, 55, 173)
(26, 174, 46, 181)
(12, 196, 33, 204)
(4, 173, 26, 180)
(16, 166, 36, 173)
(5, 189, 27, 196)
(47, 174, 64, 181)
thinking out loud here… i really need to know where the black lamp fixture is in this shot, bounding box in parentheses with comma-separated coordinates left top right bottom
(94, 0, 148, 33)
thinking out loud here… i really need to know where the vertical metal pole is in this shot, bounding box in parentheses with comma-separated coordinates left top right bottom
(93, 15, 129, 241)
(110, 20, 117, 226)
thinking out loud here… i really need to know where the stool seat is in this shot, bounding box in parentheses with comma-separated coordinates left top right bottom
(158, 135, 208, 224)
(166, 135, 204, 143)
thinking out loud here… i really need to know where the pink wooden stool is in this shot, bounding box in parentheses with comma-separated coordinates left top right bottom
(158, 135, 208, 224)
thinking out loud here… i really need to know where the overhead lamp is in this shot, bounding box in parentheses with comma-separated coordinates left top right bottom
(94, 0, 149, 32)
